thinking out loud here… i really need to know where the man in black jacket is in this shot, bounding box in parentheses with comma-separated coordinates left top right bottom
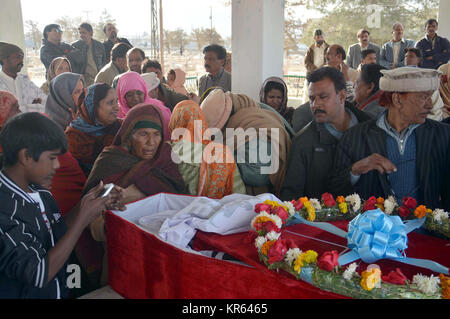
(71, 23, 107, 85)
(102, 23, 132, 62)
(39, 24, 83, 76)
(280, 67, 372, 201)
(328, 67, 450, 210)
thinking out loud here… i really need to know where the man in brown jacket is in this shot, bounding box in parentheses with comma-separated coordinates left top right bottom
(305, 29, 329, 77)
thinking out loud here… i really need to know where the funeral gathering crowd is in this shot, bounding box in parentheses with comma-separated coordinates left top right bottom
(0, 17, 450, 298)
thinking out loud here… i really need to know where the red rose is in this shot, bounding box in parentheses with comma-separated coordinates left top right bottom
(255, 203, 272, 214)
(317, 250, 340, 272)
(263, 221, 279, 233)
(398, 206, 410, 218)
(363, 196, 377, 211)
(402, 197, 417, 210)
(293, 200, 304, 211)
(382, 268, 407, 285)
(272, 206, 289, 223)
(321, 193, 336, 207)
(267, 239, 288, 264)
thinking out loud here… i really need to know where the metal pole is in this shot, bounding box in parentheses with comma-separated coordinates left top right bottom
(159, 0, 164, 76)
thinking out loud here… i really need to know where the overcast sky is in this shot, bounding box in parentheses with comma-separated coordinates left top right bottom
(21, 0, 233, 38)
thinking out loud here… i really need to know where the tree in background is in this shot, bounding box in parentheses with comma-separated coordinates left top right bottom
(55, 16, 83, 43)
(93, 10, 117, 41)
(295, 0, 438, 51)
(25, 20, 42, 50)
(191, 27, 224, 51)
(285, 3, 303, 55)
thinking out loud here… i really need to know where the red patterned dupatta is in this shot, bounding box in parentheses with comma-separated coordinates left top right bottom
(169, 100, 236, 199)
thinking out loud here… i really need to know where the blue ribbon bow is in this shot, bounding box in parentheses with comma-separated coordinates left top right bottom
(287, 208, 449, 275)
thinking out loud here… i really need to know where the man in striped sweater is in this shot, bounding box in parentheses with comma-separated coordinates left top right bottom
(329, 67, 450, 211)
(0, 113, 124, 298)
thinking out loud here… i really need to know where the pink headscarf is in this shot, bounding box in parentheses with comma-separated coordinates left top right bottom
(0, 91, 18, 127)
(116, 71, 172, 133)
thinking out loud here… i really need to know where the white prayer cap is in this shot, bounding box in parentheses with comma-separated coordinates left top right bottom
(379, 67, 442, 92)
(141, 72, 160, 92)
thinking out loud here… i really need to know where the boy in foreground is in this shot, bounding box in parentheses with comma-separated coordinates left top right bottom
(0, 112, 124, 298)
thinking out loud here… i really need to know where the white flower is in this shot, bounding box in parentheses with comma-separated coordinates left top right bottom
(250, 211, 283, 231)
(265, 231, 281, 242)
(255, 236, 267, 250)
(342, 262, 358, 281)
(345, 194, 361, 212)
(412, 274, 440, 295)
(432, 209, 449, 223)
(309, 198, 322, 211)
(283, 201, 296, 216)
(384, 196, 398, 215)
(284, 248, 302, 266)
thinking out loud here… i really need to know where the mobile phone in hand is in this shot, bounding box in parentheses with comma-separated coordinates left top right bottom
(98, 183, 115, 198)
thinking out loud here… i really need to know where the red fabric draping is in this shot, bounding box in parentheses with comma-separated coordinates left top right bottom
(50, 151, 86, 216)
(106, 212, 450, 299)
(50, 151, 104, 285)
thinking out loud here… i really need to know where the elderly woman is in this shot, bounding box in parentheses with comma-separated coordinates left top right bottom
(65, 83, 122, 177)
(45, 72, 86, 130)
(85, 103, 185, 203)
(354, 63, 386, 117)
(116, 71, 172, 128)
(84, 103, 185, 286)
(169, 100, 245, 198)
(40, 57, 72, 95)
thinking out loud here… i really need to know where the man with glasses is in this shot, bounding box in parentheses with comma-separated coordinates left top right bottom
(328, 67, 450, 211)
(39, 24, 82, 75)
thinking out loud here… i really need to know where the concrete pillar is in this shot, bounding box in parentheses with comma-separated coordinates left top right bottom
(438, 0, 450, 40)
(0, 0, 27, 73)
(231, 0, 284, 100)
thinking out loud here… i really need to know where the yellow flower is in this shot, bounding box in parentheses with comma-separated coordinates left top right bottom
(375, 197, 385, 212)
(305, 203, 316, 222)
(360, 268, 382, 291)
(301, 250, 318, 264)
(253, 215, 272, 228)
(293, 255, 304, 274)
(263, 200, 277, 207)
(261, 240, 275, 256)
(338, 202, 348, 214)
(263, 199, 288, 212)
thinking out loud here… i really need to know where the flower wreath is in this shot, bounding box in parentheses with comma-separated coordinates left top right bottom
(251, 194, 450, 299)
